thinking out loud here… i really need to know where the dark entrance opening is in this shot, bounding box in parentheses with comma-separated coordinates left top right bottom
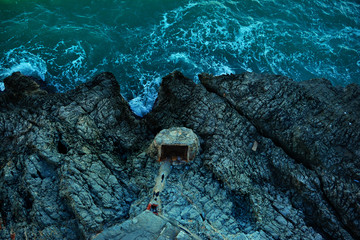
(57, 140, 68, 154)
(160, 144, 188, 162)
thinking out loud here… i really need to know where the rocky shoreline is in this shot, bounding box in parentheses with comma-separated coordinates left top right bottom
(0, 71, 359, 240)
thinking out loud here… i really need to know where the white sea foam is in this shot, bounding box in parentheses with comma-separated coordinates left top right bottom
(120, 0, 257, 115)
(0, 48, 47, 90)
(0, 62, 45, 80)
(1, 0, 359, 113)
(110, 0, 359, 115)
(50, 40, 94, 92)
(128, 75, 162, 117)
(168, 52, 199, 69)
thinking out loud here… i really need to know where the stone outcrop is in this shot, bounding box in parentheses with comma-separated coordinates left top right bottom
(0, 71, 359, 240)
(0, 72, 149, 239)
(198, 73, 360, 239)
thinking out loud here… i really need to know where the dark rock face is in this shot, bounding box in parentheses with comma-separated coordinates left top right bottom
(0, 72, 47, 109)
(199, 72, 360, 239)
(0, 72, 148, 239)
(0, 71, 359, 240)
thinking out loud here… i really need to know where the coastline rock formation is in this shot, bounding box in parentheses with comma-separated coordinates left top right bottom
(0, 71, 359, 240)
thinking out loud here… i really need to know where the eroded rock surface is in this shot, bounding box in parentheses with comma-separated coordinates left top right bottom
(0, 72, 148, 239)
(0, 71, 359, 240)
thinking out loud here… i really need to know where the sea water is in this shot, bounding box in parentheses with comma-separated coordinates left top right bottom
(0, 0, 359, 116)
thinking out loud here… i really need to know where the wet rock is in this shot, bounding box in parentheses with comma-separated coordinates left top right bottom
(0, 72, 148, 239)
(1, 70, 359, 240)
(146, 71, 359, 240)
(92, 211, 194, 240)
(0, 72, 47, 108)
(199, 72, 360, 239)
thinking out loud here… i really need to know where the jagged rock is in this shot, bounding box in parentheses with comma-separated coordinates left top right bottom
(0, 70, 359, 240)
(199, 72, 360, 239)
(0, 72, 47, 107)
(92, 211, 196, 240)
(0, 72, 149, 239)
(146, 71, 360, 240)
(3, 72, 45, 95)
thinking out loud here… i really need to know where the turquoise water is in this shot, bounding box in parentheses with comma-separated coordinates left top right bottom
(1, 0, 359, 116)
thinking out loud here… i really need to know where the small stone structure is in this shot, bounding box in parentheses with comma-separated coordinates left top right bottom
(146, 127, 200, 215)
(148, 127, 200, 164)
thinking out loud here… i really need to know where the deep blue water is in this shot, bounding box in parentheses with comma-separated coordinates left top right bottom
(1, 0, 359, 116)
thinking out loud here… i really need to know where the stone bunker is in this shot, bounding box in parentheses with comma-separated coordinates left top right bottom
(147, 127, 200, 215)
(148, 127, 199, 164)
